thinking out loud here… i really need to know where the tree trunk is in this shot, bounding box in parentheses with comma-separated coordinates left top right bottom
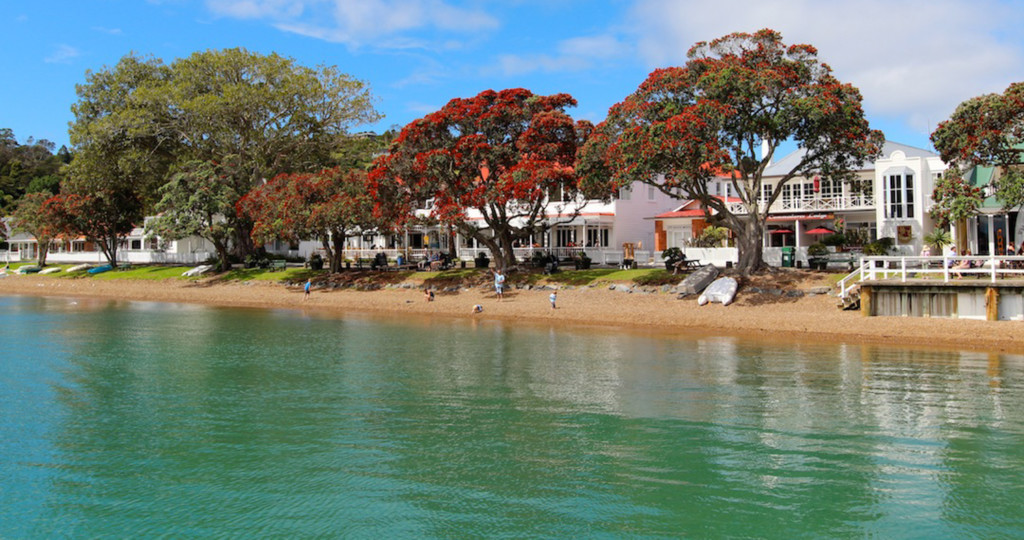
(734, 218, 767, 276)
(329, 235, 346, 273)
(37, 242, 50, 267)
(214, 239, 231, 272)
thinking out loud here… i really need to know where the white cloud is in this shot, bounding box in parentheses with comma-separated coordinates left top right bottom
(206, 0, 498, 48)
(495, 34, 628, 76)
(625, 0, 1024, 139)
(91, 26, 123, 35)
(44, 44, 81, 64)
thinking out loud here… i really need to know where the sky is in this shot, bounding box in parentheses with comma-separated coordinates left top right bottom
(3, 0, 1024, 155)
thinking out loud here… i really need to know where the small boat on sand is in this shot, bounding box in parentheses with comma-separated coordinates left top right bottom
(698, 277, 738, 306)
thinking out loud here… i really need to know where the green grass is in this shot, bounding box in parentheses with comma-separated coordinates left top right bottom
(90, 265, 195, 280)
(542, 267, 668, 286)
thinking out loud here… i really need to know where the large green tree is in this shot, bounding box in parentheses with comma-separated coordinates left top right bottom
(165, 48, 381, 257)
(369, 88, 595, 270)
(579, 29, 884, 275)
(929, 168, 983, 252)
(931, 81, 1024, 210)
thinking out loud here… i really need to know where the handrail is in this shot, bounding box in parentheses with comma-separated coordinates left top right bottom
(836, 255, 1024, 297)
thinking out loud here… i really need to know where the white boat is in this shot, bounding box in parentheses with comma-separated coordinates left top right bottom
(39, 267, 62, 275)
(182, 264, 214, 277)
(66, 264, 91, 273)
(698, 277, 738, 306)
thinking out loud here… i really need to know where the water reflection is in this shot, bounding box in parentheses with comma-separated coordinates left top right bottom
(1, 295, 1022, 537)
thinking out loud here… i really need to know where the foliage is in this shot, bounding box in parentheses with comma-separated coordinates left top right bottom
(821, 233, 845, 247)
(578, 29, 884, 275)
(370, 88, 600, 270)
(923, 228, 952, 252)
(0, 129, 65, 212)
(862, 237, 895, 256)
(929, 168, 983, 227)
(42, 187, 142, 267)
(931, 81, 1024, 209)
(691, 225, 729, 248)
(10, 191, 58, 266)
(807, 242, 829, 257)
(661, 246, 684, 261)
(239, 167, 384, 273)
(147, 159, 242, 271)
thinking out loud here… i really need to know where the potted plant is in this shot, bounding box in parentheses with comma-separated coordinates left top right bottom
(307, 252, 324, 271)
(923, 228, 952, 254)
(807, 242, 829, 270)
(661, 247, 684, 270)
(574, 251, 592, 270)
(474, 251, 490, 269)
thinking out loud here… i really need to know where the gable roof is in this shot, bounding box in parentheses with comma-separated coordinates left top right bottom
(762, 140, 937, 177)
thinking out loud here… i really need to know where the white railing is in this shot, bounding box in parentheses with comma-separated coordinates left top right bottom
(779, 194, 873, 212)
(837, 255, 1024, 300)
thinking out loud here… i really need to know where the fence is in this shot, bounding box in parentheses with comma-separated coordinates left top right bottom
(836, 254, 1024, 300)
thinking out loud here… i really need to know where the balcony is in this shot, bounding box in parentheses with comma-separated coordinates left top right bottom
(726, 194, 874, 216)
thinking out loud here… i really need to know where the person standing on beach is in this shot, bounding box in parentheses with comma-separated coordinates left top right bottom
(493, 269, 505, 301)
(549, 291, 557, 309)
(304, 278, 311, 300)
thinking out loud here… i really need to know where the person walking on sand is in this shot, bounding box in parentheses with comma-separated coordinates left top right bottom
(549, 290, 557, 309)
(304, 278, 312, 300)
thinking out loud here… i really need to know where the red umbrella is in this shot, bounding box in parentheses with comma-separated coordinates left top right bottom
(771, 228, 794, 234)
(806, 227, 835, 235)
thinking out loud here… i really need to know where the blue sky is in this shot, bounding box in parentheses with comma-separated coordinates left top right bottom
(3, 0, 1024, 154)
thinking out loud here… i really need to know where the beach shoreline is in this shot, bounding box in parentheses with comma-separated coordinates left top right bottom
(1, 272, 1021, 353)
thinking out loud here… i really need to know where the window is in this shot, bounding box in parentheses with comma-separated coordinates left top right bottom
(648, 185, 656, 201)
(618, 185, 632, 200)
(760, 184, 774, 204)
(555, 227, 576, 247)
(781, 184, 795, 204)
(586, 228, 610, 247)
(884, 169, 915, 219)
(819, 179, 837, 198)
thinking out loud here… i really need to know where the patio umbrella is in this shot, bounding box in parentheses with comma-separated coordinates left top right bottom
(806, 227, 835, 235)
(770, 228, 794, 234)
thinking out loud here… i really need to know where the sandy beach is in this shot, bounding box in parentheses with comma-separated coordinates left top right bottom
(1, 270, 1022, 353)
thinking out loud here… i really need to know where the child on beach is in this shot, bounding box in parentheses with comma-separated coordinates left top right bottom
(424, 288, 434, 301)
(549, 291, 557, 309)
(303, 278, 311, 300)
(472, 304, 483, 313)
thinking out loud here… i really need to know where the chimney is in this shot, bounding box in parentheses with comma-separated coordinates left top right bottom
(761, 137, 771, 167)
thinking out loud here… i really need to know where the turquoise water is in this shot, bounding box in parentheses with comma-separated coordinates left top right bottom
(2, 294, 1023, 538)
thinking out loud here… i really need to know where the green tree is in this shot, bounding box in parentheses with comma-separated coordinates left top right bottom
(578, 29, 884, 275)
(929, 168, 983, 252)
(164, 48, 381, 257)
(43, 187, 142, 267)
(931, 81, 1024, 210)
(0, 129, 66, 211)
(146, 160, 242, 272)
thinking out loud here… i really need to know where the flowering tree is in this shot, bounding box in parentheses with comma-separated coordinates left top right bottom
(369, 88, 595, 270)
(931, 81, 1024, 210)
(239, 167, 384, 273)
(11, 192, 59, 266)
(929, 168, 983, 251)
(578, 29, 884, 275)
(42, 188, 142, 267)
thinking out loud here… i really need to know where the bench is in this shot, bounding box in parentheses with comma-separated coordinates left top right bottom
(269, 259, 287, 271)
(670, 258, 704, 274)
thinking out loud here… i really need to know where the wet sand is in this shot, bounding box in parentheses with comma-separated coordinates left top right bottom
(2, 270, 1022, 353)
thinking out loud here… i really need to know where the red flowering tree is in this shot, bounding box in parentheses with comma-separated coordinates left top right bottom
(41, 187, 142, 267)
(578, 29, 884, 275)
(929, 168, 983, 251)
(239, 167, 384, 273)
(931, 82, 1024, 210)
(369, 88, 595, 271)
(11, 192, 60, 266)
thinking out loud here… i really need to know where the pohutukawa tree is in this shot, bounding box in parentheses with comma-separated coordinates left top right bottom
(929, 168, 983, 252)
(239, 167, 384, 273)
(369, 88, 597, 271)
(931, 81, 1024, 210)
(578, 29, 884, 275)
(11, 192, 58, 266)
(42, 187, 142, 267)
